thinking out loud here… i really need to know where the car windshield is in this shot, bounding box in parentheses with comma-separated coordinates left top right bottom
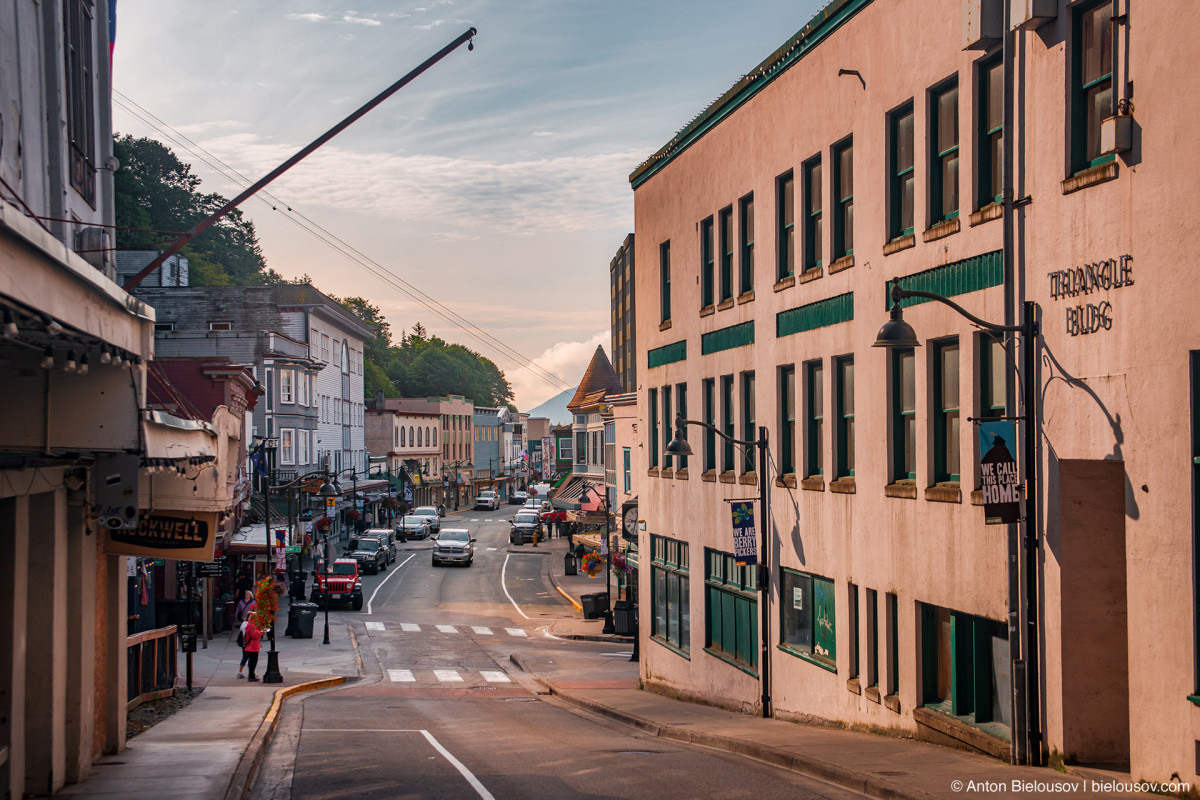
(479, 492, 495, 498)
(439, 530, 469, 543)
(317, 562, 357, 576)
(355, 540, 380, 551)
(414, 507, 437, 516)
(515, 513, 538, 524)
(401, 516, 424, 526)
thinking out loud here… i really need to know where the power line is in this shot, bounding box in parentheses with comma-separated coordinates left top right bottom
(113, 92, 575, 393)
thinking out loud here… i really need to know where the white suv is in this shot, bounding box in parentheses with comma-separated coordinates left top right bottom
(473, 490, 500, 510)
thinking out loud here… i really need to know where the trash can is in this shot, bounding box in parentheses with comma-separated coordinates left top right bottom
(287, 602, 318, 639)
(613, 599, 636, 636)
(564, 552, 577, 576)
(581, 592, 609, 620)
(289, 570, 307, 602)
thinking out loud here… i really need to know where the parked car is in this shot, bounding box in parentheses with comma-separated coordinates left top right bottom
(431, 528, 475, 567)
(412, 506, 441, 534)
(310, 558, 364, 610)
(522, 498, 542, 513)
(397, 515, 431, 541)
(345, 536, 388, 574)
(509, 490, 527, 505)
(473, 490, 500, 510)
(509, 510, 542, 545)
(363, 528, 396, 562)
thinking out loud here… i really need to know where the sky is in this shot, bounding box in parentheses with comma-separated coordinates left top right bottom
(112, 0, 825, 410)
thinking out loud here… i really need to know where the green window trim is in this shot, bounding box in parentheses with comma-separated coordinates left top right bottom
(891, 348, 917, 482)
(701, 216, 715, 308)
(705, 547, 759, 671)
(780, 568, 836, 669)
(977, 56, 1004, 208)
(704, 646, 760, 678)
(834, 355, 854, 478)
(648, 388, 659, 469)
(920, 603, 1011, 732)
(719, 206, 734, 302)
(930, 79, 960, 224)
(776, 171, 795, 280)
(778, 644, 838, 674)
(779, 365, 795, 476)
(886, 592, 900, 695)
(676, 382, 689, 471)
(803, 156, 823, 270)
(777, 292, 853, 338)
(662, 385, 673, 470)
(702, 377, 716, 472)
(660, 240, 672, 323)
(885, 251, 1003, 310)
(979, 333, 1007, 420)
(933, 339, 961, 483)
(741, 371, 756, 474)
(648, 340, 687, 369)
(651, 534, 691, 654)
(721, 375, 735, 472)
(889, 102, 915, 239)
(701, 321, 755, 355)
(739, 193, 755, 294)
(805, 360, 824, 478)
(833, 139, 854, 258)
(652, 636, 692, 660)
(1071, 1, 1115, 173)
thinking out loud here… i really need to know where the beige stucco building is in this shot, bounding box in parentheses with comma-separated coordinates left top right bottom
(632, 0, 1198, 783)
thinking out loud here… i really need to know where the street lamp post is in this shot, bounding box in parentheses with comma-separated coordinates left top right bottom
(260, 442, 284, 684)
(316, 477, 338, 645)
(665, 417, 772, 719)
(580, 482, 615, 634)
(873, 281, 1040, 764)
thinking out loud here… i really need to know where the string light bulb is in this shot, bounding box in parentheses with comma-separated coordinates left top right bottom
(77, 352, 89, 376)
(99, 345, 112, 365)
(63, 349, 78, 373)
(40, 345, 54, 370)
(2, 308, 17, 338)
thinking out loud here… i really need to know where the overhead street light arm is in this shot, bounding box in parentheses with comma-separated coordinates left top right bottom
(888, 283, 1022, 334)
(669, 415, 764, 453)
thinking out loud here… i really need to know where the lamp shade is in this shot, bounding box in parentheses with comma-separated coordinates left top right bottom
(318, 480, 338, 498)
(872, 303, 922, 349)
(664, 432, 694, 458)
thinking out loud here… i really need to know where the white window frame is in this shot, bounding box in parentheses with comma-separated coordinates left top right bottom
(280, 369, 295, 405)
(280, 428, 295, 465)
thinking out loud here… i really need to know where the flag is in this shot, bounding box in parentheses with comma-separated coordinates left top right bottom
(108, 0, 117, 66)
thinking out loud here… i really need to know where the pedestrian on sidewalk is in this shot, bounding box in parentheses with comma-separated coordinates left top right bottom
(235, 590, 256, 679)
(243, 614, 264, 682)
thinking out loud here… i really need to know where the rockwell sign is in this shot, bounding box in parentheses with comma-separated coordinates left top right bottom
(105, 511, 218, 562)
(1047, 255, 1133, 336)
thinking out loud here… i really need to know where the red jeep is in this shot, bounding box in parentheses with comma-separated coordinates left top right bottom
(310, 558, 364, 611)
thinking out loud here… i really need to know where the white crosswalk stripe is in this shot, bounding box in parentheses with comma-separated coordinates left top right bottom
(486, 547, 498, 551)
(471, 626, 493, 635)
(365, 622, 385, 631)
(505, 628, 527, 637)
(435, 624, 458, 634)
(400, 623, 421, 632)
(433, 669, 463, 683)
(387, 669, 415, 682)
(480, 671, 511, 683)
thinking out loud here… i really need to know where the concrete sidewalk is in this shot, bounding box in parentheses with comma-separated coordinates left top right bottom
(59, 599, 361, 800)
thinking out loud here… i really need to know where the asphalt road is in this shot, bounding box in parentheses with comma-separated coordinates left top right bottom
(253, 507, 866, 800)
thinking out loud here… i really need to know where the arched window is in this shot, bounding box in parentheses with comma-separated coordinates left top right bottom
(400, 427, 406, 447)
(432, 427, 437, 446)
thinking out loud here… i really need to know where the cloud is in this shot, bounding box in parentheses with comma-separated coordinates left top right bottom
(342, 14, 382, 26)
(172, 119, 248, 135)
(201, 133, 638, 235)
(509, 331, 608, 411)
(531, 130, 556, 137)
(284, 13, 327, 22)
(413, 18, 467, 30)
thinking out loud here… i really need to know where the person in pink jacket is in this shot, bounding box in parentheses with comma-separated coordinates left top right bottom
(242, 615, 264, 682)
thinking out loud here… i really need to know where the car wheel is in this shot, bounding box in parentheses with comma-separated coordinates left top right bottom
(352, 597, 363, 611)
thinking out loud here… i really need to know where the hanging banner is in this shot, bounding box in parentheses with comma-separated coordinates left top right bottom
(977, 420, 1021, 524)
(105, 511, 218, 561)
(729, 501, 758, 566)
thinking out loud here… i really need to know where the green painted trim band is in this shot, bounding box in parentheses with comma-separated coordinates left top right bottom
(701, 320, 755, 356)
(630, 0, 874, 189)
(778, 644, 839, 674)
(704, 646, 760, 678)
(647, 340, 687, 369)
(886, 250, 1004, 310)
(777, 292, 854, 338)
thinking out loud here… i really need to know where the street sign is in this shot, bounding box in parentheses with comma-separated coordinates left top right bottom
(180, 625, 198, 653)
(326, 497, 336, 508)
(729, 501, 758, 566)
(977, 420, 1020, 524)
(198, 562, 224, 578)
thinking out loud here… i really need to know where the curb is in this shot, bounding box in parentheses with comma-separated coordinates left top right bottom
(550, 630, 635, 644)
(544, 552, 584, 614)
(222, 676, 347, 800)
(545, 685, 938, 800)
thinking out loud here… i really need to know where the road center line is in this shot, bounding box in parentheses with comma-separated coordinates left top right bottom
(419, 730, 497, 800)
(367, 552, 415, 615)
(500, 553, 531, 620)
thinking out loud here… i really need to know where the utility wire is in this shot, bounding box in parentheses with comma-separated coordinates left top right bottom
(113, 92, 575, 394)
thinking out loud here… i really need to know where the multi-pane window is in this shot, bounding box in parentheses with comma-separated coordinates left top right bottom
(739, 193, 754, 294)
(280, 370, 295, 404)
(675, 382, 688, 472)
(833, 140, 854, 258)
(776, 171, 795, 280)
(848, 583, 860, 680)
(719, 206, 734, 303)
(65, 0, 97, 204)
(931, 79, 960, 223)
(933, 340, 960, 482)
(702, 378, 716, 472)
(660, 241, 671, 323)
(867, 588, 880, 688)
(1073, 1, 1114, 172)
(980, 333, 1007, 420)
(978, 57, 1003, 207)
(721, 375, 735, 472)
(780, 569, 836, 668)
(280, 428, 295, 466)
(741, 371, 756, 474)
(779, 366, 795, 476)
(834, 356, 854, 478)
(662, 385, 673, 470)
(623, 448, 631, 492)
(651, 535, 690, 653)
(648, 388, 659, 469)
(705, 548, 758, 669)
(805, 360, 824, 478)
(803, 157, 822, 271)
(886, 592, 900, 696)
(889, 104, 915, 239)
(920, 603, 1011, 727)
(701, 217, 715, 308)
(891, 348, 917, 482)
